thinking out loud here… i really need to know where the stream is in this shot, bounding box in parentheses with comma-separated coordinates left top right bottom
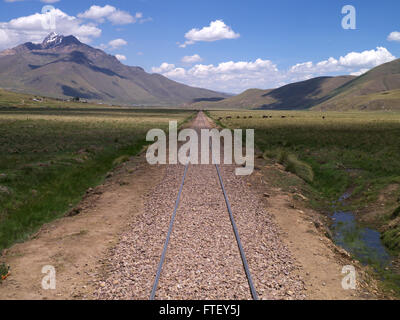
(331, 192, 392, 268)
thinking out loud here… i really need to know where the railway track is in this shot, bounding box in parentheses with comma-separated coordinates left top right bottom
(150, 112, 259, 300)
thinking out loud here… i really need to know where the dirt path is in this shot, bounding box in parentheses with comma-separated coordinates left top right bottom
(0, 112, 380, 300)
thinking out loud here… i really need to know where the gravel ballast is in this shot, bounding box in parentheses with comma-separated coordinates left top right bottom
(95, 113, 305, 300)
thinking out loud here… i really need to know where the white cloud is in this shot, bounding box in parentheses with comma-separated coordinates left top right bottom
(350, 68, 369, 76)
(108, 38, 127, 49)
(107, 11, 135, 25)
(288, 47, 395, 75)
(180, 20, 240, 48)
(78, 5, 149, 25)
(115, 54, 126, 61)
(152, 47, 396, 93)
(152, 59, 281, 92)
(0, 8, 102, 50)
(0, 5, 150, 51)
(388, 31, 400, 42)
(152, 62, 176, 73)
(181, 54, 202, 64)
(339, 47, 395, 67)
(78, 5, 116, 22)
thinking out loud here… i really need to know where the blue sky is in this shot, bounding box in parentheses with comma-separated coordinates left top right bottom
(1, 0, 400, 93)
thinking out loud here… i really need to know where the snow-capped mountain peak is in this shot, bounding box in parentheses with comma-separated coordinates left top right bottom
(40, 33, 82, 49)
(42, 32, 64, 48)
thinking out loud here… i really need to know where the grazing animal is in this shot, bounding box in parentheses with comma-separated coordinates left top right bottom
(226, 116, 232, 120)
(322, 116, 326, 120)
(263, 115, 268, 118)
(237, 116, 240, 119)
(281, 116, 286, 119)
(249, 116, 253, 119)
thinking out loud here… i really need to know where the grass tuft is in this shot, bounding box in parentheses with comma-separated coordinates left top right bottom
(113, 155, 130, 167)
(0, 263, 9, 281)
(285, 154, 314, 183)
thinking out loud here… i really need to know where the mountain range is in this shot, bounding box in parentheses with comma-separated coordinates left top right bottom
(2, 33, 400, 110)
(0, 33, 228, 106)
(194, 58, 400, 111)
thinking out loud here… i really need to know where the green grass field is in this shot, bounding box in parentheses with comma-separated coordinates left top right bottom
(208, 110, 400, 249)
(0, 88, 109, 109)
(208, 109, 400, 296)
(0, 108, 194, 250)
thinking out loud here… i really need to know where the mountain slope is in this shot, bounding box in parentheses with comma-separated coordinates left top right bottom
(0, 33, 228, 106)
(313, 58, 400, 111)
(194, 76, 354, 110)
(260, 76, 355, 110)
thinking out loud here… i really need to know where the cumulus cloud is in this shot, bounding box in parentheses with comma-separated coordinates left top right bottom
(388, 31, 400, 42)
(0, 4, 150, 51)
(78, 5, 149, 25)
(0, 7, 102, 50)
(152, 47, 396, 93)
(152, 62, 177, 73)
(179, 20, 240, 48)
(152, 59, 281, 92)
(115, 54, 126, 61)
(108, 38, 127, 49)
(288, 47, 395, 75)
(350, 68, 369, 76)
(181, 54, 202, 64)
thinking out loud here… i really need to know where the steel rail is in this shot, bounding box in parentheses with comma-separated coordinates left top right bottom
(149, 163, 189, 300)
(202, 112, 259, 300)
(149, 112, 258, 300)
(214, 162, 259, 300)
